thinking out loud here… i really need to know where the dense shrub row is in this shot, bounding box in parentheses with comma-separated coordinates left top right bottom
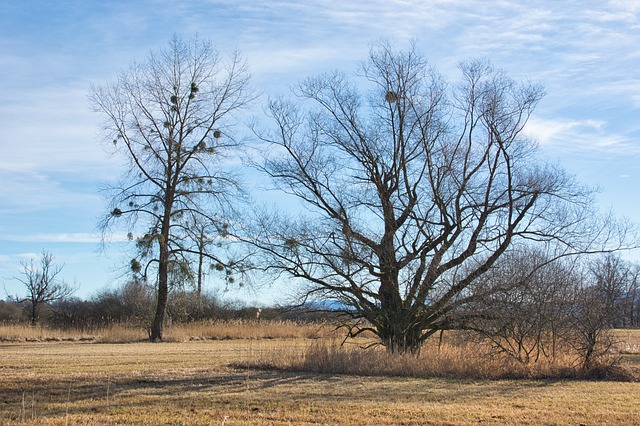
(1, 280, 332, 330)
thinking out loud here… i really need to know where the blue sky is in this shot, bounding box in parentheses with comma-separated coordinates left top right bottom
(1, 0, 639, 303)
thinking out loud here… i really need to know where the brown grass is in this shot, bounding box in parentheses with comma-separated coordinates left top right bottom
(1, 339, 640, 425)
(613, 328, 640, 354)
(163, 319, 338, 341)
(240, 336, 639, 381)
(0, 319, 339, 343)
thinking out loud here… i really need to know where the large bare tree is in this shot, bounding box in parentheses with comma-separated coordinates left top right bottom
(249, 42, 630, 353)
(91, 35, 253, 341)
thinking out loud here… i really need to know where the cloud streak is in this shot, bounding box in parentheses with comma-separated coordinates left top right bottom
(526, 117, 639, 156)
(0, 232, 130, 244)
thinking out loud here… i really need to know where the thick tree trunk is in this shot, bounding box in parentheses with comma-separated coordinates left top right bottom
(377, 274, 422, 354)
(30, 302, 38, 326)
(150, 222, 171, 341)
(377, 311, 423, 354)
(150, 264, 168, 341)
(382, 329, 422, 354)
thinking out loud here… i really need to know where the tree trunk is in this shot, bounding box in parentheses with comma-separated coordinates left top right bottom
(30, 301, 38, 326)
(378, 314, 423, 354)
(150, 257, 168, 341)
(150, 269, 168, 341)
(197, 240, 204, 299)
(150, 219, 171, 341)
(377, 276, 422, 354)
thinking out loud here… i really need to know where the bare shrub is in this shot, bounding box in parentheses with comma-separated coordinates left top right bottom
(0, 300, 24, 323)
(240, 333, 638, 381)
(92, 280, 155, 329)
(562, 254, 629, 370)
(464, 250, 575, 365)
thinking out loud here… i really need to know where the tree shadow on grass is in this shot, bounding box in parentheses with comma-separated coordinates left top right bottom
(0, 369, 335, 420)
(0, 367, 564, 423)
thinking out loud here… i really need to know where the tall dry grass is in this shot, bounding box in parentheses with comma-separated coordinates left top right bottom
(239, 335, 639, 381)
(162, 319, 339, 341)
(0, 319, 340, 343)
(0, 322, 155, 343)
(612, 329, 640, 354)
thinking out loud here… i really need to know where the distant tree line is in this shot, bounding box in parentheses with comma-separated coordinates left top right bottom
(4, 252, 640, 331)
(1, 279, 331, 331)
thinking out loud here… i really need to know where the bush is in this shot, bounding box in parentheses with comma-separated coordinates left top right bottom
(166, 290, 223, 322)
(92, 280, 155, 327)
(48, 298, 97, 330)
(0, 300, 24, 323)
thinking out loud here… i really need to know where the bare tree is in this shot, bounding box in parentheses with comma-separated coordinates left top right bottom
(91, 35, 254, 341)
(568, 254, 627, 369)
(183, 217, 226, 298)
(248, 42, 631, 354)
(12, 251, 75, 326)
(465, 248, 576, 364)
(469, 251, 638, 369)
(606, 256, 640, 328)
(623, 264, 640, 328)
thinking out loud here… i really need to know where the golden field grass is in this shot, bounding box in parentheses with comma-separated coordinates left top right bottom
(1, 325, 640, 425)
(0, 320, 339, 343)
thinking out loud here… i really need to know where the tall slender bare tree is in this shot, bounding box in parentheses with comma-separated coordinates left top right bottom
(248, 41, 631, 353)
(91, 35, 253, 341)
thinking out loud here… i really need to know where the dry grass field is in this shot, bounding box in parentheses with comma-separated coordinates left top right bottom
(1, 324, 640, 425)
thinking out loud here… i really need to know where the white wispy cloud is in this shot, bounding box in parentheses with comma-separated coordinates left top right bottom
(525, 116, 639, 156)
(0, 253, 41, 281)
(0, 169, 102, 213)
(0, 85, 111, 173)
(0, 232, 129, 244)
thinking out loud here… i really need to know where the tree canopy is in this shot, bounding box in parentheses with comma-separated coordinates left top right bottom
(246, 42, 632, 353)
